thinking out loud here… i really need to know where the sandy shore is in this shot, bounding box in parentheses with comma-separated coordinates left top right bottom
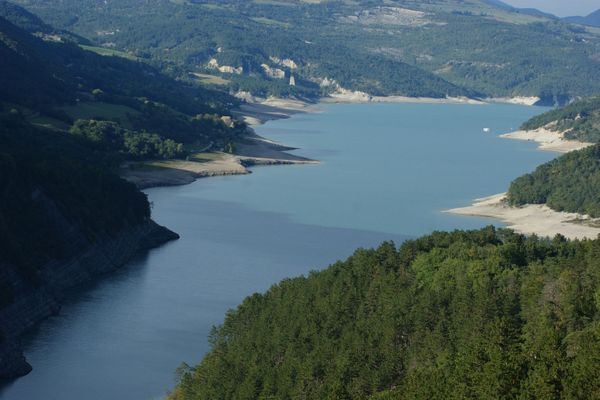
(321, 92, 484, 105)
(121, 135, 318, 190)
(448, 124, 596, 239)
(232, 96, 320, 126)
(485, 96, 540, 106)
(501, 128, 593, 153)
(233, 92, 529, 127)
(233, 93, 541, 127)
(120, 154, 247, 189)
(447, 194, 600, 240)
(121, 95, 322, 189)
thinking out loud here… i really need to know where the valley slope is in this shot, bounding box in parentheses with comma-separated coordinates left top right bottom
(10, 0, 600, 104)
(0, 10, 249, 379)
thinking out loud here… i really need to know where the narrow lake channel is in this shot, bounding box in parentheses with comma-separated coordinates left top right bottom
(0, 102, 555, 399)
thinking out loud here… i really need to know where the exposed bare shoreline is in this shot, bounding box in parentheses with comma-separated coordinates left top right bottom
(121, 94, 544, 190)
(448, 126, 598, 239)
(500, 128, 593, 153)
(321, 93, 485, 105)
(121, 93, 599, 238)
(446, 193, 600, 240)
(120, 138, 318, 190)
(123, 93, 487, 189)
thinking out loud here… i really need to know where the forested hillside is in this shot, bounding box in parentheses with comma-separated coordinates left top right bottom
(0, 110, 151, 298)
(171, 227, 600, 399)
(521, 96, 600, 142)
(502, 97, 600, 218)
(508, 144, 600, 217)
(0, 9, 234, 378)
(11, 0, 600, 102)
(0, 11, 247, 161)
(0, 107, 180, 379)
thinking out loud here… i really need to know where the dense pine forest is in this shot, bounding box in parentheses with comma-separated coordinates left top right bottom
(507, 97, 600, 216)
(508, 144, 600, 217)
(171, 227, 600, 399)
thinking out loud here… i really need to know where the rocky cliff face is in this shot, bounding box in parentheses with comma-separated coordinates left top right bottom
(0, 220, 178, 380)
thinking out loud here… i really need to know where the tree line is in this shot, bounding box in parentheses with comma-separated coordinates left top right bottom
(170, 227, 600, 399)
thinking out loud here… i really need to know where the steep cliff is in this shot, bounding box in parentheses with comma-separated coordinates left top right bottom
(0, 115, 179, 380)
(0, 220, 178, 380)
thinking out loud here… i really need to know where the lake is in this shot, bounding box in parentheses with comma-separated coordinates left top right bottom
(0, 102, 555, 399)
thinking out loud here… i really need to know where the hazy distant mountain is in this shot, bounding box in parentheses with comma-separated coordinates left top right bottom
(481, 0, 557, 19)
(514, 8, 558, 19)
(564, 9, 600, 27)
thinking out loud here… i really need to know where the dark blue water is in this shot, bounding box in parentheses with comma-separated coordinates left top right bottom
(0, 103, 554, 399)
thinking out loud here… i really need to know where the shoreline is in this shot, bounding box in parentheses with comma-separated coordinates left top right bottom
(320, 93, 485, 105)
(446, 193, 600, 240)
(122, 96, 322, 189)
(231, 96, 321, 126)
(120, 94, 544, 192)
(484, 96, 541, 106)
(448, 125, 597, 239)
(500, 127, 593, 153)
(120, 144, 319, 190)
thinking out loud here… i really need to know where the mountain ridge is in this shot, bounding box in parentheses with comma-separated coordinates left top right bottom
(564, 9, 600, 28)
(10, 0, 600, 103)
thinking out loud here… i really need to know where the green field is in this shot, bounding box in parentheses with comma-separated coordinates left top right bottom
(80, 45, 138, 60)
(60, 102, 140, 126)
(191, 73, 231, 86)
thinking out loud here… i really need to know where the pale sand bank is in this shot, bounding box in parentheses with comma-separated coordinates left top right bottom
(233, 95, 320, 126)
(450, 127, 596, 238)
(235, 93, 540, 126)
(121, 154, 248, 189)
(446, 193, 600, 240)
(121, 137, 318, 189)
(234, 94, 482, 126)
(501, 128, 593, 153)
(321, 92, 484, 105)
(485, 96, 541, 106)
(123, 95, 320, 189)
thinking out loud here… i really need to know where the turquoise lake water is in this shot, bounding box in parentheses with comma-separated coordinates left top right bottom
(0, 103, 555, 399)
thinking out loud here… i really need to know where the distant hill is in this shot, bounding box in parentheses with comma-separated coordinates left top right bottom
(514, 8, 558, 20)
(0, 0, 89, 42)
(0, 11, 245, 154)
(0, 0, 52, 33)
(521, 96, 600, 142)
(482, 0, 558, 19)
(11, 0, 600, 102)
(564, 9, 600, 27)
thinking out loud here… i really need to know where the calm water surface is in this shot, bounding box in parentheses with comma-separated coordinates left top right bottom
(1, 103, 555, 399)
